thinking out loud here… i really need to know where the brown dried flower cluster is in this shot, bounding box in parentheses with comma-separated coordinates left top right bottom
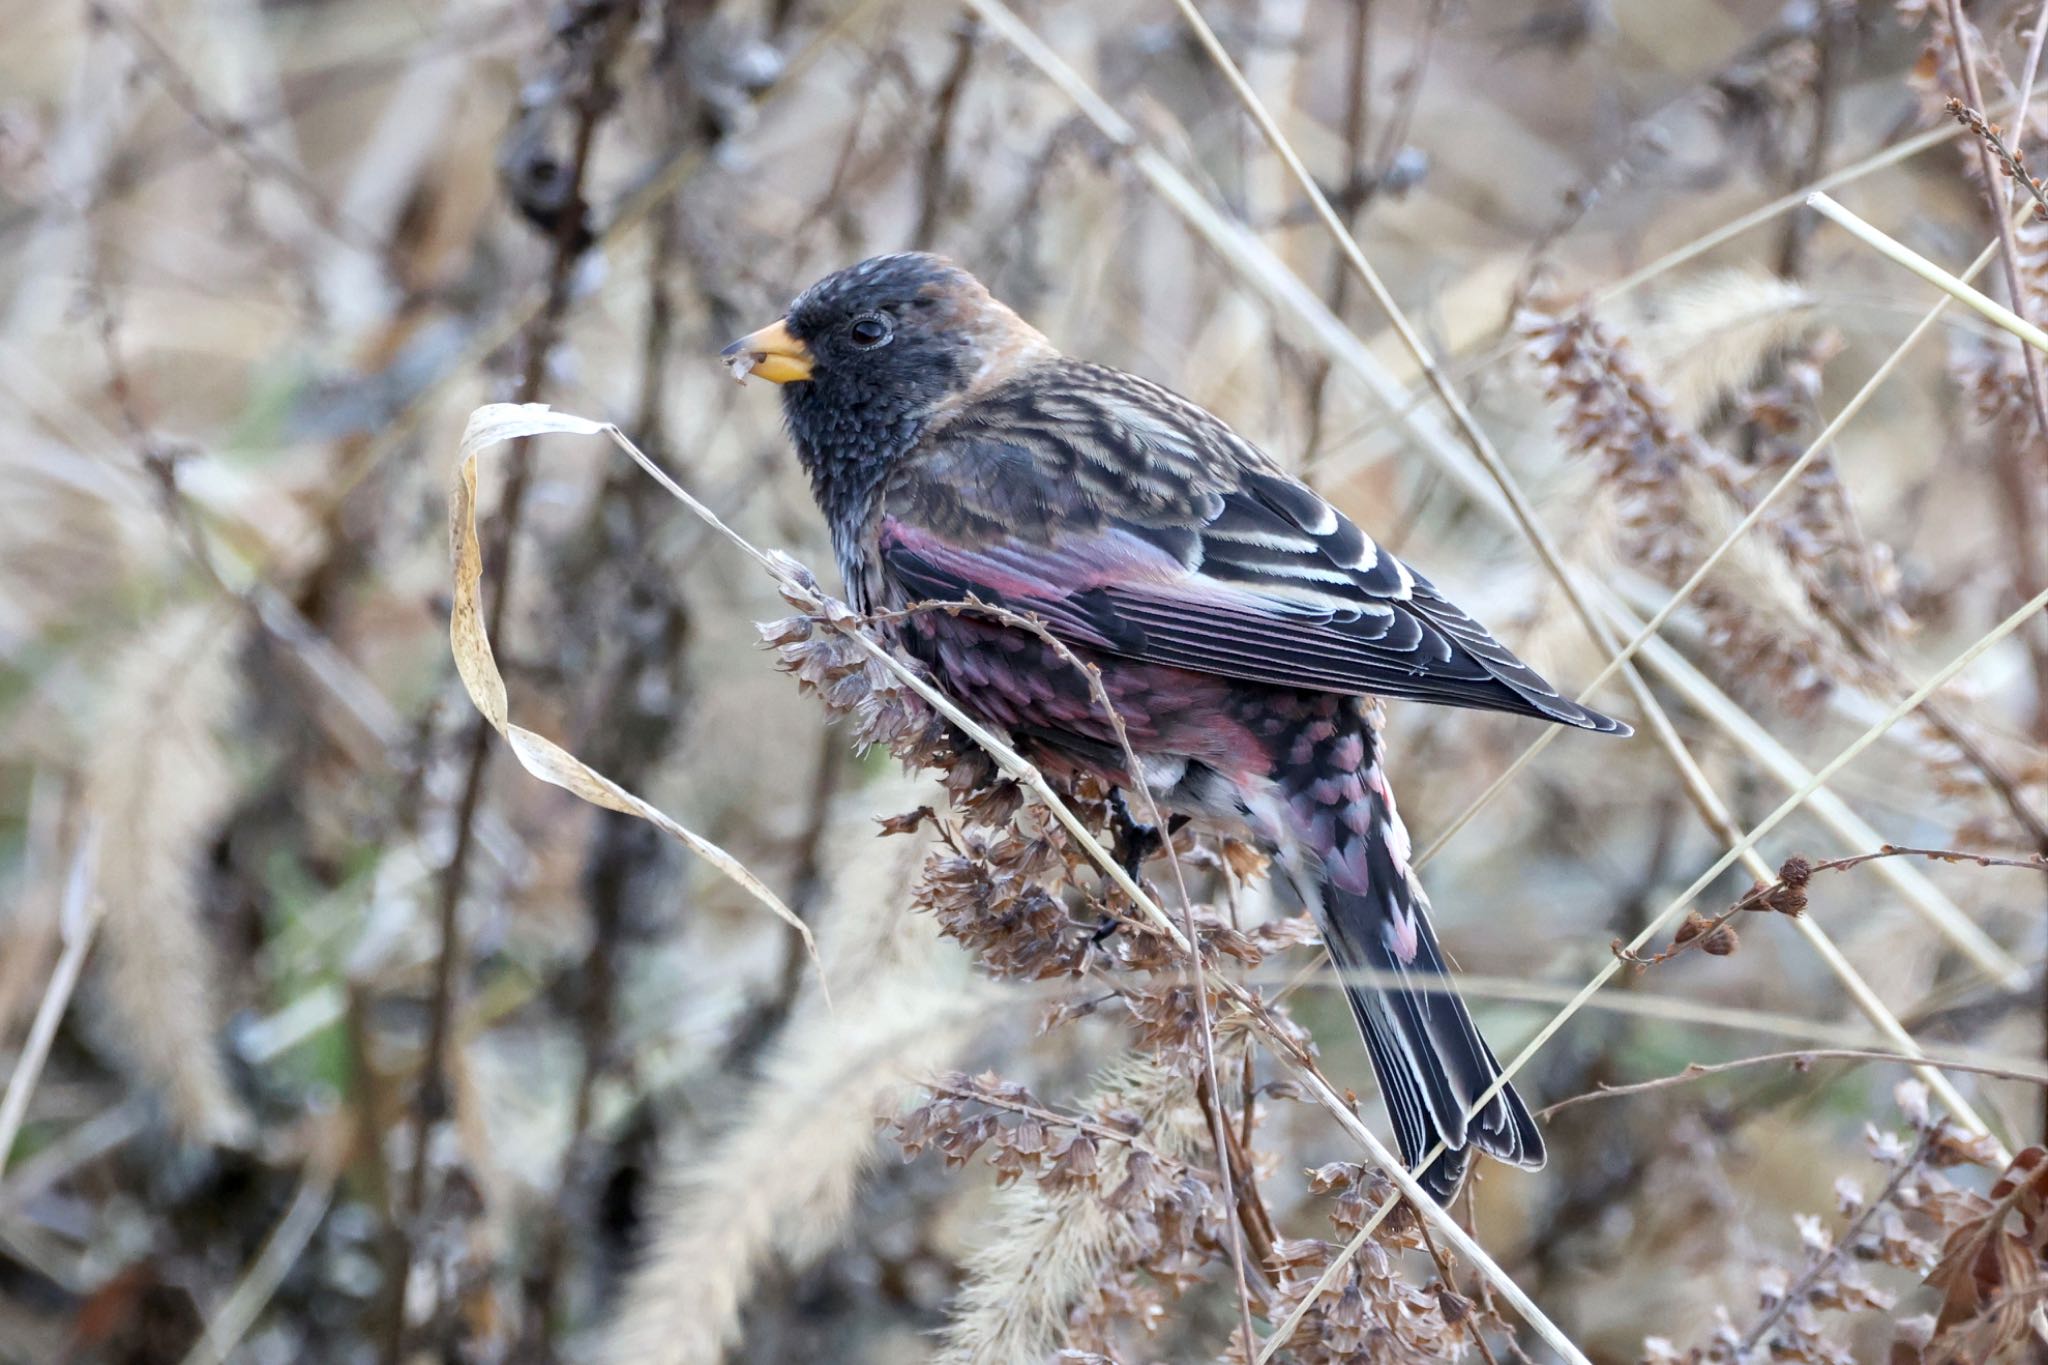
(1260, 1163, 1479, 1363)
(1520, 301, 1726, 579)
(1942, 99, 2048, 222)
(1619, 856, 1812, 969)
(1897, 5, 2048, 436)
(1519, 301, 1850, 712)
(1644, 1081, 2019, 1364)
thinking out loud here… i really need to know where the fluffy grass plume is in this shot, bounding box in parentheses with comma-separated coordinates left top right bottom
(597, 782, 987, 1365)
(1606, 267, 1818, 430)
(83, 602, 251, 1144)
(933, 1054, 1203, 1365)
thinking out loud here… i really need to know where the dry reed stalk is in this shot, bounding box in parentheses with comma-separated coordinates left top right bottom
(1807, 193, 2048, 357)
(1424, 232, 2026, 986)
(933, 1055, 1205, 1365)
(83, 601, 251, 1144)
(597, 794, 987, 1365)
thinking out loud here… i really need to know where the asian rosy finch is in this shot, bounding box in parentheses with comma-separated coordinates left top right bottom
(723, 253, 1628, 1200)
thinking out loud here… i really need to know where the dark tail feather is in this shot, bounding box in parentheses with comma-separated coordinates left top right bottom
(1320, 878, 1545, 1203)
(1248, 689, 1544, 1201)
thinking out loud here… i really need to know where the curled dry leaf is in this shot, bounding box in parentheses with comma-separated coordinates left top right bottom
(1924, 1144, 2048, 1361)
(449, 403, 822, 990)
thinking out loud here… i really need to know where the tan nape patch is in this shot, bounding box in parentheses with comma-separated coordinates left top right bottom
(925, 278, 1057, 396)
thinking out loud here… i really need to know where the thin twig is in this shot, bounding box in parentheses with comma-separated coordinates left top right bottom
(1414, 232, 2021, 984)
(1945, 98, 2048, 220)
(924, 1074, 1195, 1171)
(382, 7, 638, 1357)
(1617, 845, 2047, 971)
(1736, 1126, 1934, 1351)
(1775, 1, 1849, 278)
(1599, 113, 1997, 303)
(1539, 1050, 2048, 1119)
(1411, 1212, 1503, 1365)
(1943, 0, 2048, 438)
(912, 19, 977, 250)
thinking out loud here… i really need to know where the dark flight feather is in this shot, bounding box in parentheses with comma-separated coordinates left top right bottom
(874, 363, 1629, 735)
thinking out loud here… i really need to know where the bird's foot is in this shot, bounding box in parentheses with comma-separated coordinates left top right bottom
(1106, 788, 1163, 882)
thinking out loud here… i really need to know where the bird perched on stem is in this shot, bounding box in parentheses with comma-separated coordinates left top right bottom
(723, 253, 1628, 1201)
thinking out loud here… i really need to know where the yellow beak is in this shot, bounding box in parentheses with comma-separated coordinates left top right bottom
(720, 318, 814, 384)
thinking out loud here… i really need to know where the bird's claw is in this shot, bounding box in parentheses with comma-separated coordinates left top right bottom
(1106, 788, 1163, 882)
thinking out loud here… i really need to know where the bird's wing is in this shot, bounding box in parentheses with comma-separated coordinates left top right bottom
(875, 367, 1628, 734)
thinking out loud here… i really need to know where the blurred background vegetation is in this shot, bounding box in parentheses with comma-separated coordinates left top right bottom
(4, 0, 2048, 1360)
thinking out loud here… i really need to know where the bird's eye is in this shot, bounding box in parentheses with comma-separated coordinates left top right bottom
(848, 313, 892, 348)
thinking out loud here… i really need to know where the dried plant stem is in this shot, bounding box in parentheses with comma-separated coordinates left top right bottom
(1737, 1126, 1933, 1351)
(1170, 0, 2021, 986)
(1775, 0, 1847, 278)
(1308, 88, 2020, 456)
(1624, 846, 2047, 971)
(1495, 598, 2048, 1151)
(913, 20, 977, 251)
(456, 404, 1593, 1364)
(1947, 100, 2048, 221)
(1310, 89, 2031, 489)
(2024, 4, 2048, 117)
(1597, 695, 1989, 1135)
(1540, 1049, 2048, 1118)
(871, 597, 1265, 1335)
(1411, 1214, 1502, 1365)
(1808, 192, 2048, 356)
(384, 8, 637, 1356)
(1944, 0, 2048, 438)
(0, 822, 99, 1176)
(1034, 675, 1261, 1343)
(217, 0, 890, 626)
(934, 1057, 1201, 1365)
(1305, 967, 2048, 1068)
(923, 1075, 1194, 1167)
(1620, 621, 2022, 978)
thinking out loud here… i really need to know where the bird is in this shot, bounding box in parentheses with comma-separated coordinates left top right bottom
(721, 252, 1629, 1201)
